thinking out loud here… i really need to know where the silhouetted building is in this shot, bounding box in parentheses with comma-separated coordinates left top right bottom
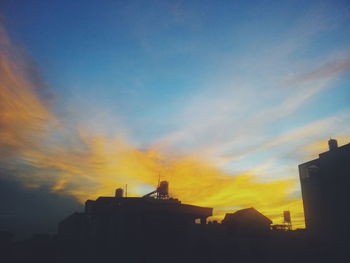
(222, 207, 272, 236)
(58, 182, 212, 261)
(299, 139, 350, 241)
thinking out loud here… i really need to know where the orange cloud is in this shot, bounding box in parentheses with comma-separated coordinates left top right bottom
(0, 24, 305, 228)
(13, 130, 305, 228)
(0, 24, 53, 160)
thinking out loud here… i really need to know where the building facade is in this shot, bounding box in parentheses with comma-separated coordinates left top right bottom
(299, 139, 350, 241)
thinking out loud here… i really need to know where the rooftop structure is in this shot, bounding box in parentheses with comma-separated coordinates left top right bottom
(222, 207, 272, 236)
(58, 181, 213, 245)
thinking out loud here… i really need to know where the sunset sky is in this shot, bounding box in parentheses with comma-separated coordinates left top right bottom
(1, 0, 350, 236)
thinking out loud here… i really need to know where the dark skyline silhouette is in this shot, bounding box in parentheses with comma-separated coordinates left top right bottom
(1, 139, 349, 262)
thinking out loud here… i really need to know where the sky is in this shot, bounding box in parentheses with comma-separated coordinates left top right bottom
(0, 0, 350, 236)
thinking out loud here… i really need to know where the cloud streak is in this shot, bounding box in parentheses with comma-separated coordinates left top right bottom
(0, 24, 54, 160)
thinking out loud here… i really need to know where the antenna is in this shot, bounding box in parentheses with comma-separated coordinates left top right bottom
(157, 173, 161, 199)
(283, 211, 292, 230)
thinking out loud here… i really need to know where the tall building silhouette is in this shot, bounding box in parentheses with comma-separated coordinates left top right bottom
(299, 139, 350, 241)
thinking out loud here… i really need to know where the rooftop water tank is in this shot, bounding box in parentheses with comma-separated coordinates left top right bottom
(115, 188, 124, 198)
(157, 181, 169, 197)
(328, 138, 338, 151)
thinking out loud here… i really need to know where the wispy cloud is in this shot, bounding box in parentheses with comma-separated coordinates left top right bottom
(0, 23, 306, 226)
(0, 24, 54, 160)
(151, 7, 350, 161)
(285, 56, 350, 85)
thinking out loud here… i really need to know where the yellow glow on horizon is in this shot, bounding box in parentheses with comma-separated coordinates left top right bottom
(36, 133, 305, 228)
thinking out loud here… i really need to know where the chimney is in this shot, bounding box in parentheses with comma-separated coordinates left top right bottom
(328, 138, 338, 151)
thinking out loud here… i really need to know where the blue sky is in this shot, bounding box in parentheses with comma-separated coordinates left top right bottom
(1, 0, 350, 212)
(2, 0, 350, 168)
